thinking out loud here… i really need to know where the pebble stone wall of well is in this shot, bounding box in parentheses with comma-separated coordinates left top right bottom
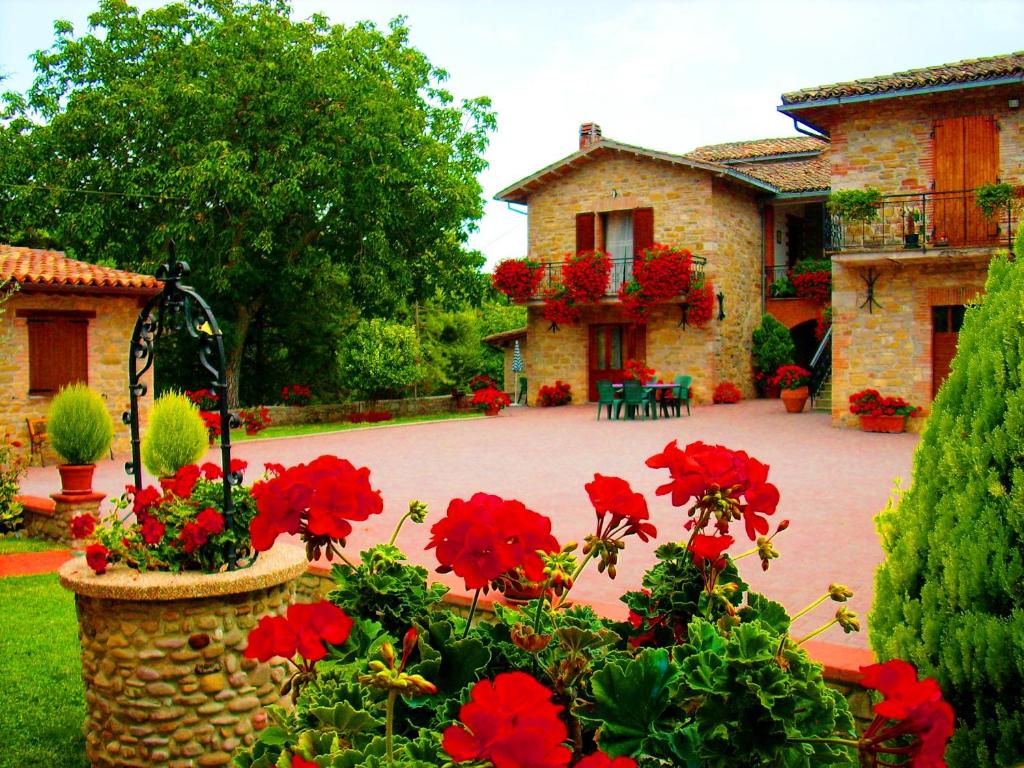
(59, 544, 307, 768)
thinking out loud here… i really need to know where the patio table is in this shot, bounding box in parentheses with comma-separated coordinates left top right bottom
(611, 382, 678, 419)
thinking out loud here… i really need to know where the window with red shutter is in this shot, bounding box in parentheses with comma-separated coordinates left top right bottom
(632, 207, 654, 258)
(23, 312, 90, 394)
(576, 212, 596, 252)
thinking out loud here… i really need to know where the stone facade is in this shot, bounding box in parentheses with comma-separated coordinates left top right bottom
(60, 545, 307, 768)
(1, 291, 153, 459)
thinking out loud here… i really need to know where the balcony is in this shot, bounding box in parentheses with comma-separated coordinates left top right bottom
(531, 255, 707, 299)
(826, 188, 1017, 254)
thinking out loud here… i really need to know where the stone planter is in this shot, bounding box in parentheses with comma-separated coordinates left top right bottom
(59, 544, 308, 767)
(859, 414, 908, 433)
(780, 387, 809, 414)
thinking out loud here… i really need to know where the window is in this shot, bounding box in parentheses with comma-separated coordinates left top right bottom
(604, 211, 634, 261)
(19, 311, 91, 394)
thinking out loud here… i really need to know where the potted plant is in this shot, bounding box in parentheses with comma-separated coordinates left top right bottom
(712, 381, 742, 404)
(769, 275, 795, 298)
(752, 314, 795, 398)
(492, 258, 543, 303)
(902, 207, 921, 248)
(774, 365, 812, 413)
(791, 259, 831, 304)
(471, 386, 511, 416)
(142, 392, 211, 483)
(849, 388, 921, 432)
(562, 249, 612, 304)
(47, 383, 115, 494)
(974, 182, 1015, 220)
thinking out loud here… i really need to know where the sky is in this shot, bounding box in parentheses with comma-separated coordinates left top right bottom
(1, 0, 1023, 269)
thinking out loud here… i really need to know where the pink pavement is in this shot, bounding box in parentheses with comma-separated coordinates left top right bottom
(20, 400, 918, 649)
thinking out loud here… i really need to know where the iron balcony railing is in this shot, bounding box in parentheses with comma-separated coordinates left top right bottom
(808, 325, 832, 409)
(825, 188, 1016, 253)
(532, 255, 707, 299)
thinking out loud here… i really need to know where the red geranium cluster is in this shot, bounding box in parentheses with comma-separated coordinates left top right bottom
(685, 280, 716, 328)
(562, 250, 612, 304)
(617, 280, 651, 323)
(635, 244, 692, 301)
(493, 258, 543, 303)
(469, 374, 499, 391)
(792, 270, 831, 303)
(427, 492, 558, 591)
(249, 455, 384, 553)
(624, 359, 655, 383)
(442, 672, 572, 768)
(773, 365, 811, 390)
(815, 305, 832, 341)
(538, 380, 572, 407)
(71, 513, 96, 539)
(712, 382, 742, 404)
(849, 389, 920, 418)
(542, 286, 582, 328)
(185, 388, 219, 411)
(856, 660, 954, 767)
(471, 387, 511, 414)
(281, 384, 312, 406)
(200, 410, 221, 440)
(239, 406, 271, 435)
(244, 600, 353, 663)
(348, 410, 393, 424)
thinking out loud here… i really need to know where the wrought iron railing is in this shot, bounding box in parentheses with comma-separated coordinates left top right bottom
(808, 325, 832, 409)
(825, 188, 1016, 253)
(532, 255, 706, 299)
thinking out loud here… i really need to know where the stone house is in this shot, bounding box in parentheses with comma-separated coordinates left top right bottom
(779, 51, 1023, 427)
(494, 124, 826, 404)
(0, 245, 161, 457)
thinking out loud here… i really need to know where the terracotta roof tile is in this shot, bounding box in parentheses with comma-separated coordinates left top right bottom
(781, 51, 1024, 105)
(686, 136, 827, 162)
(0, 245, 162, 295)
(729, 155, 831, 193)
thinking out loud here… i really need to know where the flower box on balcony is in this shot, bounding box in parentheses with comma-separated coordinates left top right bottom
(859, 415, 907, 433)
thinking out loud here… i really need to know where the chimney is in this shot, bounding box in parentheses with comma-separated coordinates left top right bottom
(579, 122, 602, 150)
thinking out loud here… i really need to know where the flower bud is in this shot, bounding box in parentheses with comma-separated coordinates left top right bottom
(380, 642, 396, 669)
(402, 628, 418, 662)
(828, 583, 854, 602)
(408, 500, 428, 524)
(776, 519, 791, 533)
(836, 606, 860, 633)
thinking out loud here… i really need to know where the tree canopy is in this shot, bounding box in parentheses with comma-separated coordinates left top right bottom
(1, 0, 495, 402)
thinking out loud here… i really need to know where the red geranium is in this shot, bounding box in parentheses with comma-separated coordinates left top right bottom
(538, 380, 572, 407)
(244, 600, 353, 663)
(713, 382, 742, 404)
(542, 287, 582, 328)
(635, 243, 692, 301)
(442, 672, 571, 768)
(688, 533, 734, 569)
(140, 515, 166, 545)
(562, 250, 612, 304)
(200, 410, 221, 439)
(244, 615, 297, 661)
(178, 521, 210, 554)
(427, 493, 558, 590)
(289, 755, 319, 768)
(70, 514, 96, 539)
(200, 462, 222, 480)
(585, 474, 657, 542)
(166, 464, 201, 498)
(85, 543, 110, 574)
(196, 508, 224, 535)
(792, 270, 831, 303)
(575, 753, 638, 768)
(685, 280, 716, 328)
(493, 258, 543, 303)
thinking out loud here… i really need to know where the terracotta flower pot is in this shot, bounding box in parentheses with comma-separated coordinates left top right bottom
(780, 387, 809, 414)
(859, 414, 907, 433)
(484, 406, 500, 417)
(57, 463, 97, 495)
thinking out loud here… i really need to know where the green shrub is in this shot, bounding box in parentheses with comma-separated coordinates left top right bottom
(141, 393, 209, 478)
(827, 188, 881, 222)
(871, 240, 1024, 765)
(974, 181, 1015, 219)
(47, 384, 114, 465)
(751, 314, 794, 376)
(338, 318, 422, 399)
(791, 258, 832, 276)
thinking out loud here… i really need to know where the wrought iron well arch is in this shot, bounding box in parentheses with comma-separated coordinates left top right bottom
(124, 242, 244, 567)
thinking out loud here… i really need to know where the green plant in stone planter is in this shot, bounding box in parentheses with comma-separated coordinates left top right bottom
(826, 188, 882, 223)
(142, 392, 210, 479)
(48, 383, 114, 492)
(974, 181, 1015, 220)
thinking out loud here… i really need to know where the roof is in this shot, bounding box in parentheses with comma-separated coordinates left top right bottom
(494, 138, 777, 204)
(685, 136, 827, 163)
(781, 51, 1024, 107)
(728, 154, 831, 193)
(0, 245, 162, 296)
(481, 327, 527, 347)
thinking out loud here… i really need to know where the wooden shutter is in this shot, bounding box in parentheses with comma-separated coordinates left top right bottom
(27, 316, 88, 394)
(632, 207, 654, 260)
(575, 212, 596, 252)
(934, 116, 999, 246)
(964, 116, 999, 244)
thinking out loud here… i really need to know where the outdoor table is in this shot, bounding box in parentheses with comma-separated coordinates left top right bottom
(611, 382, 677, 419)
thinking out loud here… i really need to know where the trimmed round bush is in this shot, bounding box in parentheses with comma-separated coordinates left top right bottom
(751, 314, 795, 376)
(47, 383, 114, 465)
(142, 392, 210, 478)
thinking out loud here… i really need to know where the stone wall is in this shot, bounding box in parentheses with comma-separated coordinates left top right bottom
(830, 254, 989, 429)
(262, 395, 463, 427)
(0, 291, 153, 459)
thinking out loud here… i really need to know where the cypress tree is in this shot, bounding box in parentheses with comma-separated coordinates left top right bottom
(870, 238, 1024, 766)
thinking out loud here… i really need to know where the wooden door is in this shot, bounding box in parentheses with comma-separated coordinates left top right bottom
(588, 324, 646, 400)
(932, 305, 965, 398)
(933, 116, 998, 246)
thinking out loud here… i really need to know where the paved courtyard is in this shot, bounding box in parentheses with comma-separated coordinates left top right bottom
(22, 400, 919, 648)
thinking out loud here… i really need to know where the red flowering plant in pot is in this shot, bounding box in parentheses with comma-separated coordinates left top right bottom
(471, 386, 512, 416)
(492, 257, 544, 303)
(774, 364, 812, 413)
(538, 380, 573, 407)
(562, 250, 612, 304)
(280, 384, 312, 406)
(239, 405, 272, 435)
(712, 381, 742, 404)
(849, 388, 921, 432)
(543, 284, 582, 330)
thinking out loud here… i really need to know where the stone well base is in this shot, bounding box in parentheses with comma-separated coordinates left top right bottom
(60, 545, 307, 767)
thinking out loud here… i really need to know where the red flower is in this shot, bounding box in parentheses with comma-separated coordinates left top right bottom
(244, 615, 297, 661)
(131, 485, 163, 516)
(741, 457, 780, 540)
(200, 462, 222, 480)
(585, 474, 656, 542)
(85, 543, 110, 574)
(442, 672, 571, 768)
(178, 522, 209, 554)
(286, 601, 353, 661)
(575, 752, 638, 768)
(167, 464, 201, 498)
(196, 508, 224, 536)
(688, 534, 734, 569)
(859, 660, 943, 720)
(230, 458, 248, 475)
(70, 514, 96, 539)
(289, 755, 319, 768)
(140, 515, 166, 545)
(427, 493, 558, 590)
(492, 258, 543, 303)
(10, 440, 22, 448)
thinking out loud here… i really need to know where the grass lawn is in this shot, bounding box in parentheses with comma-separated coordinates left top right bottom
(0, 536, 61, 554)
(231, 410, 483, 441)
(0, 573, 87, 768)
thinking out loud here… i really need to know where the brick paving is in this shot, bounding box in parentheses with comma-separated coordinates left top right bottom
(20, 400, 919, 649)
(0, 548, 75, 577)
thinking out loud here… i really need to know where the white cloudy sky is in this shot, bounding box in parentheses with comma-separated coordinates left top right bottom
(2, 0, 1023, 268)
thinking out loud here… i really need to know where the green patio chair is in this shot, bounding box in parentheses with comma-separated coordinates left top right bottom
(516, 377, 527, 405)
(596, 379, 618, 420)
(619, 379, 648, 420)
(665, 375, 692, 417)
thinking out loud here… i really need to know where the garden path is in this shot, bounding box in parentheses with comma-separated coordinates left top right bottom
(20, 400, 919, 649)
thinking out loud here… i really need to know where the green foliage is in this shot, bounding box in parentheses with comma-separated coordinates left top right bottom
(46, 383, 114, 465)
(339, 319, 423, 399)
(826, 188, 881, 222)
(790, 258, 831, 276)
(974, 182, 1015, 219)
(768, 276, 795, 298)
(751, 314, 795, 376)
(2, 0, 495, 402)
(141, 392, 209, 477)
(871, 249, 1024, 766)
(0, 436, 27, 534)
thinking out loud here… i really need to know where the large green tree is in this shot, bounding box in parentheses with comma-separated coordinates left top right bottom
(870, 239, 1024, 765)
(1, 0, 494, 403)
